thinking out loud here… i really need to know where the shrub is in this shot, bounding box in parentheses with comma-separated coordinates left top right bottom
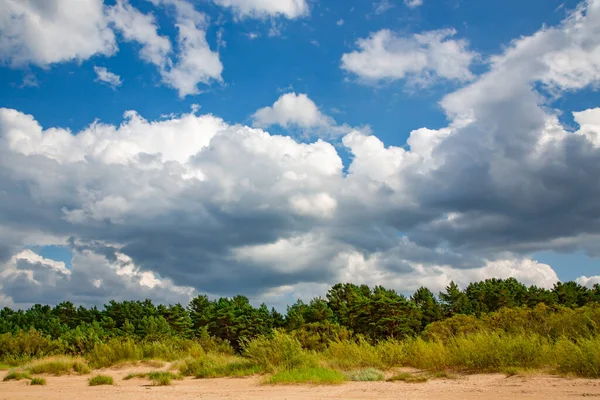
(344, 368, 385, 381)
(88, 375, 114, 386)
(3, 370, 31, 381)
(554, 337, 600, 378)
(30, 377, 46, 385)
(0, 329, 62, 362)
(267, 367, 346, 385)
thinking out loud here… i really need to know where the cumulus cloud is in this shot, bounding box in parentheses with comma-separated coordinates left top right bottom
(0, 248, 195, 308)
(341, 28, 477, 85)
(147, 0, 223, 97)
(106, 0, 172, 67)
(1, 0, 221, 97)
(94, 66, 122, 89)
(252, 93, 333, 128)
(212, 0, 309, 19)
(2, 0, 600, 308)
(0, 0, 116, 67)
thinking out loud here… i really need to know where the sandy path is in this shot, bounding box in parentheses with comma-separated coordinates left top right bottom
(2, 368, 600, 400)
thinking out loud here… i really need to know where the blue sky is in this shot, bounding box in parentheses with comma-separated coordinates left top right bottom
(0, 0, 598, 308)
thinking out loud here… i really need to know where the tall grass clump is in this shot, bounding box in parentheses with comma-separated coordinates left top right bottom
(403, 338, 449, 370)
(553, 337, 600, 378)
(446, 332, 550, 372)
(267, 366, 346, 385)
(178, 354, 261, 378)
(147, 371, 183, 386)
(323, 338, 385, 370)
(344, 368, 385, 381)
(25, 356, 91, 375)
(243, 330, 317, 372)
(30, 377, 46, 385)
(88, 375, 114, 386)
(3, 370, 31, 381)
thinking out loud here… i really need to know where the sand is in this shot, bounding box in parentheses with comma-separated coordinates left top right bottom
(2, 366, 600, 400)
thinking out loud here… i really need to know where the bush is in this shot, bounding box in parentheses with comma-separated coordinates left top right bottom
(0, 329, 62, 362)
(554, 337, 600, 378)
(3, 370, 31, 381)
(344, 368, 385, 381)
(30, 377, 46, 385)
(88, 375, 114, 386)
(267, 367, 346, 385)
(243, 330, 316, 372)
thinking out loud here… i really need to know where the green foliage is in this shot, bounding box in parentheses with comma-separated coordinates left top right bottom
(3, 370, 31, 381)
(344, 368, 385, 381)
(553, 337, 600, 378)
(267, 366, 346, 385)
(3, 278, 600, 380)
(88, 375, 114, 386)
(30, 377, 46, 385)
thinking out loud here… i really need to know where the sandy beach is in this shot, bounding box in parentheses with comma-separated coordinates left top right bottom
(2, 366, 600, 400)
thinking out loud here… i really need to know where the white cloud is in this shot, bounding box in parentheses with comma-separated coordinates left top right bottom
(404, 0, 423, 8)
(109, 0, 222, 97)
(341, 28, 477, 85)
(106, 0, 172, 67)
(252, 93, 334, 128)
(212, 0, 309, 19)
(94, 66, 122, 89)
(373, 0, 395, 15)
(576, 276, 600, 287)
(337, 19, 344, 26)
(155, 0, 223, 97)
(0, 248, 195, 307)
(0, 0, 116, 67)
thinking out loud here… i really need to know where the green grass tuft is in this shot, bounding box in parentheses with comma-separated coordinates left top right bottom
(387, 372, 429, 383)
(267, 367, 346, 385)
(147, 371, 182, 386)
(25, 357, 90, 376)
(30, 377, 46, 385)
(123, 372, 147, 380)
(88, 375, 114, 386)
(344, 368, 385, 381)
(3, 370, 31, 381)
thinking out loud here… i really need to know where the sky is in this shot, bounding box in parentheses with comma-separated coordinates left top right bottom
(0, 0, 599, 310)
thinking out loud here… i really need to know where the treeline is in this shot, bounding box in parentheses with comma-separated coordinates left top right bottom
(2, 278, 599, 354)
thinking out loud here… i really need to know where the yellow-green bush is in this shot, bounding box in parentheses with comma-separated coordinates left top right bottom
(553, 337, 600, 378)
(243, 330, 317, 372)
